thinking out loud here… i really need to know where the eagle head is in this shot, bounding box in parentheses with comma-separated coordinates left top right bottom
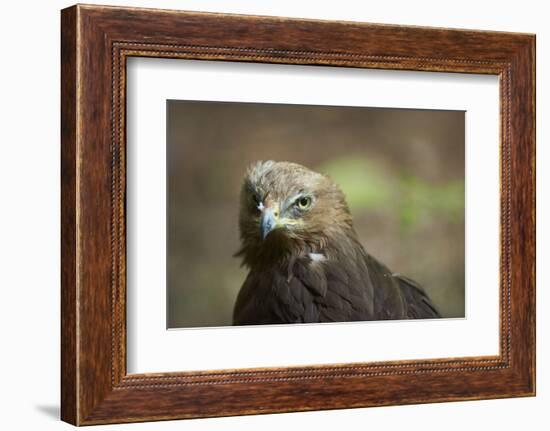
(237, 160, 353, 268)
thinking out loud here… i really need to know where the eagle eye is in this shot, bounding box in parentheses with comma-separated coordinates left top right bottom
(296, 196, 312, 210)
(251, 192, 265, 212)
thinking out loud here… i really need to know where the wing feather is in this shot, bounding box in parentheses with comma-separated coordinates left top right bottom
(233, 253, 440, 325)
(393, 274, 440, 319)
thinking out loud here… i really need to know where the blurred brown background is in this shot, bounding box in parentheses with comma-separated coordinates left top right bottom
(167, 100, 465, 328)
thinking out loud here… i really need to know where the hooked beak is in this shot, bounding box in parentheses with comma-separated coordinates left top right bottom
(260, 206, 280, 240)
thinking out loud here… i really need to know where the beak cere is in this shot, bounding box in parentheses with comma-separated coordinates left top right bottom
(260, 206, 280, 240)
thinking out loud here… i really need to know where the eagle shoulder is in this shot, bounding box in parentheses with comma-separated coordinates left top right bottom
(233, 252, 377, 325)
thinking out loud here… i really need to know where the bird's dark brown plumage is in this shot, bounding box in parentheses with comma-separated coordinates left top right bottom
(233, 160, 439, 325)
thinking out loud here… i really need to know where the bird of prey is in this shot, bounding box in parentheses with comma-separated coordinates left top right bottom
(233, 160, 440, 325)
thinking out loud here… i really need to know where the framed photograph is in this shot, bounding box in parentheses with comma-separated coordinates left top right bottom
(61, 4, 535, 425)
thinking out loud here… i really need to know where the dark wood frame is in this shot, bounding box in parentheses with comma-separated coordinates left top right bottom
(61, 4, 536, 426)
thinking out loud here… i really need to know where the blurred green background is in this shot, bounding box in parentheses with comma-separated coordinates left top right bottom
(167, 100, 465, 328)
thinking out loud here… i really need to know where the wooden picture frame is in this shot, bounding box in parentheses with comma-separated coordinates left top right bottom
(61, 4, 535, 425)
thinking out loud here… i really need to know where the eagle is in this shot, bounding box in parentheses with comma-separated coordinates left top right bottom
(233, 160, 439, 325)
